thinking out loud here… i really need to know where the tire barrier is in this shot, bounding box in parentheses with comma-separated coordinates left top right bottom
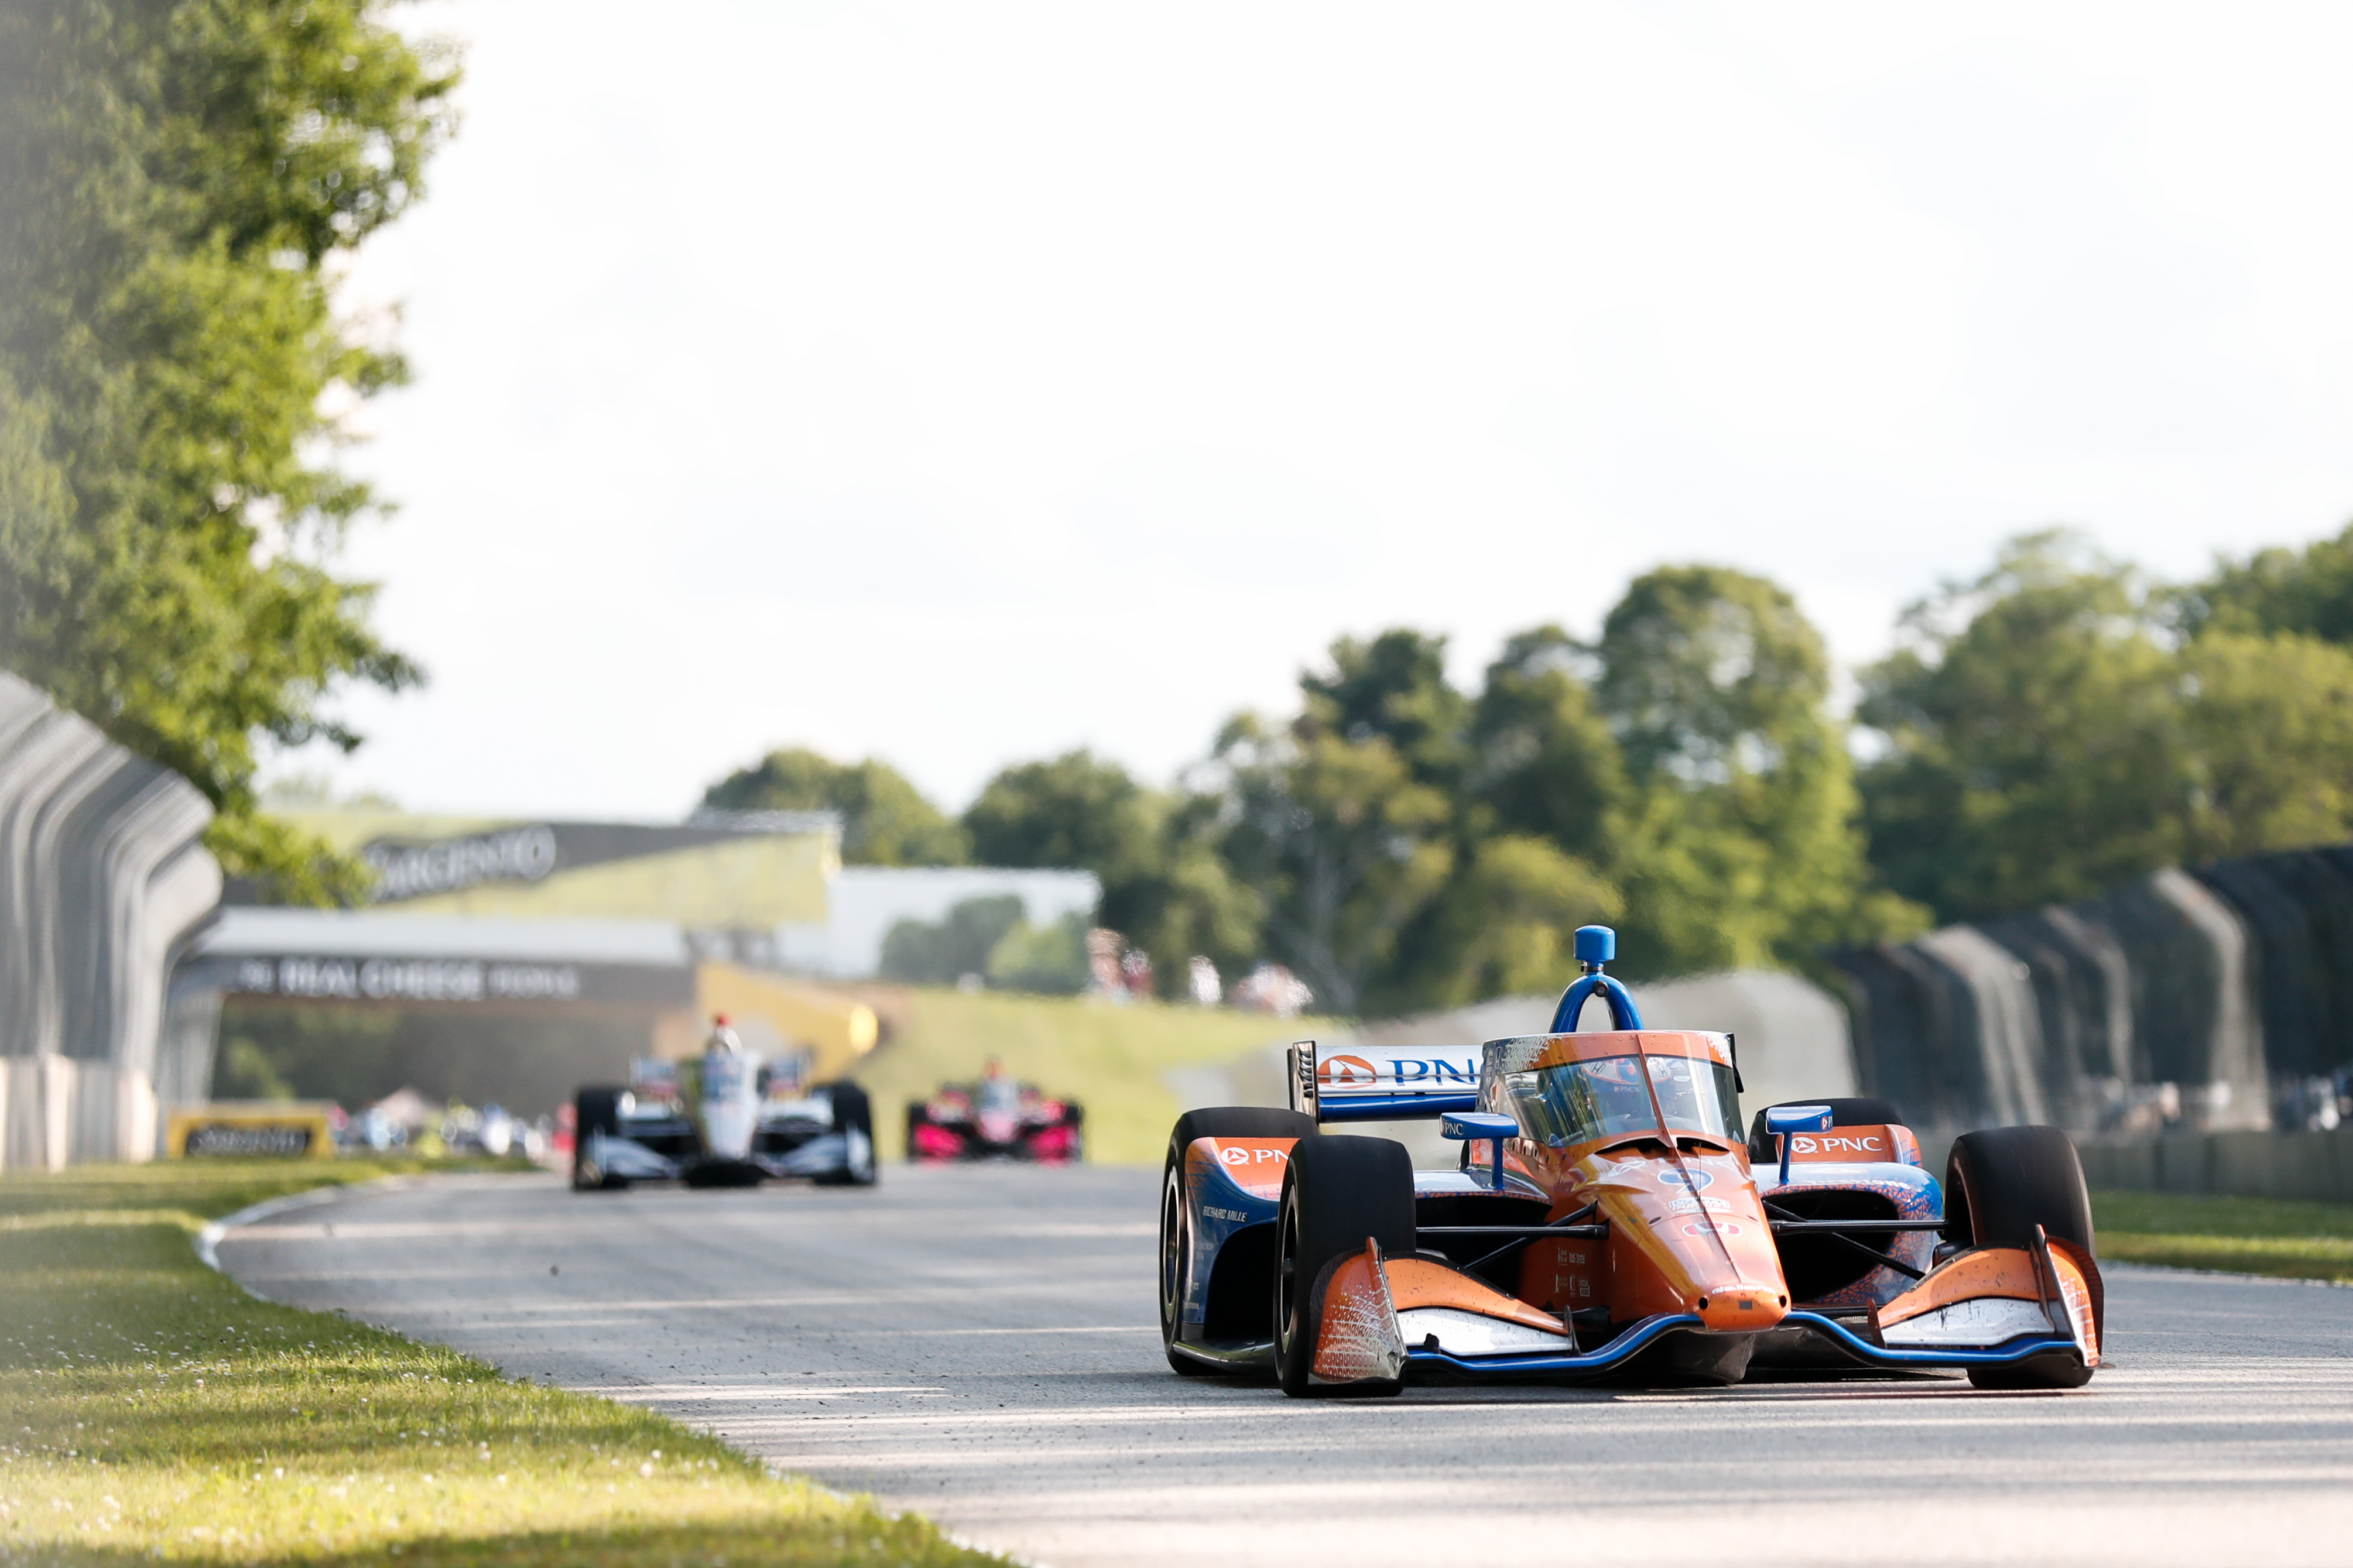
(0, 672, 221, 1169)
(1833, 849, 2353, 1141)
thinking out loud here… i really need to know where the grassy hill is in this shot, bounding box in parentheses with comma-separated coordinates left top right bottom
(846, 987, 1335, 1165)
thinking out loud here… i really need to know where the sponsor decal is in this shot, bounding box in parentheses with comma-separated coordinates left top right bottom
(184, 1123, 313, 1157)
(1790, 1133, 1886, 1157)
(1216, 1145, 1290, 1166)
(1203, 1206, 1252, 1223)
(1669, 1196, 1731, 1215)
(1681, 1220, 1745, 1238)
(1389, 1057, 1478, 1085)
(364, 825, 559, 901)
(1657, 1168, 1715, 1190)
(1316, 1052, 1478, 1089)
(234, 956, 583, 1003)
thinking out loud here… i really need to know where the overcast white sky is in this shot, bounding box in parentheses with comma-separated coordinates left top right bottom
(311, 1, 2353, 818)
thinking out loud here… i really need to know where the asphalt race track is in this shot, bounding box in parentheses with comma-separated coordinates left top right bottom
(218, 1165, 2353, 1567)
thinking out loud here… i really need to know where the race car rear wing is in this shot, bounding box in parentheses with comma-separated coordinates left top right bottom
(1287, 927, 1643, 1125)
(1287, 1040, 1482, 1124)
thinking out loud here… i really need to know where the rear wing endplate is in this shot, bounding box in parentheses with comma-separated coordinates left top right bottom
(1286, 1040, 1482, 1124)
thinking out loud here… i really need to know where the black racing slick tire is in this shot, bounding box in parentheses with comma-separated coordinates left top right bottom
(813, 1081, 878, 1187)
(1746, 1097, 1909, 1162)
(1946, 1125, 2097, 1390)
(1273, 1135, 1414, 1399)
(1945, 1125, 2094, 1254)
(571, 1086, 629, 1191)
(1160, 1107, 1318, 1377)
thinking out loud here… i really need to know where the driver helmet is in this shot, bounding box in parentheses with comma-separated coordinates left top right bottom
(704, 1013, 744, 1055)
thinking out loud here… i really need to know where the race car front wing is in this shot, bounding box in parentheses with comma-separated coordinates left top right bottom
(1319, 1224, 2100, 1386)
(581, 1127, 871, 1182)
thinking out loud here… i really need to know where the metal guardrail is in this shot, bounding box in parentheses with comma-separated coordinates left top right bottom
(0, 671, 220, 1169)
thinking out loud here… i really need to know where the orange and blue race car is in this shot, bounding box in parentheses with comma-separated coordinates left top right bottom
(1159, 924, 2102, 1396)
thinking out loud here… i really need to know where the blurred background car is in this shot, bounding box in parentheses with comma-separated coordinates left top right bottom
(906, 1061, 1083, 1163)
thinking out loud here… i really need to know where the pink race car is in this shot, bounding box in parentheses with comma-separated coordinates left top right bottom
(906, 1065, 1084, 1163)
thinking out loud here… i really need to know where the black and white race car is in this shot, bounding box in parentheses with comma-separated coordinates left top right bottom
(571, 1022, 876, 1190)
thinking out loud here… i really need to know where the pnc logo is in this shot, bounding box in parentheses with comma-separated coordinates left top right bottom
(1217, 1145, 1290, 1166)
(1317, 1054, 1379, 1087)
(1791, 1134, 1885, 1155)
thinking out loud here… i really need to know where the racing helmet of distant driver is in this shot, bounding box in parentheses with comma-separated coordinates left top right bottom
(704, 1013, 744, 1055)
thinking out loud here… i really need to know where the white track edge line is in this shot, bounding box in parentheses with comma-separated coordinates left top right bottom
(193, 1174, 429, 1288)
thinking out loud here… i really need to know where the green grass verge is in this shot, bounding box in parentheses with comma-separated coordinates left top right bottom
(0, 1158, 1003, 1567)
(855, 987, 1340, 1165)
(2092, 1189, 2353, 1284)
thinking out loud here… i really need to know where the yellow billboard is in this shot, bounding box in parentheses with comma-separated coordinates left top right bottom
(167, 1102, 337, 1159)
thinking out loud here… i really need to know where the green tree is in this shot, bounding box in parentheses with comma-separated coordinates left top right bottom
(984, 911, 1092, 995)
(0, 0, 457, 902)
(2186, 520, 2353, 644)
(1857, 533, 2191, 921)
(1598, 564, 1917, 973)
(878, 895, 1024, 985)
(2179, 632, 2353, 861)
(1465, 625, 1625, 863)
(1212, 712, 1453, 1015)
(963, 749, 1258, 995)
(702, 747, 967, 866)
(1299, 629, 1468, 790)
(1365, 626, 1628, 1005)
(1861, 533, 2353, 922)
(1414, 834, 1621, 1007)
(965, 750, 1158, 877)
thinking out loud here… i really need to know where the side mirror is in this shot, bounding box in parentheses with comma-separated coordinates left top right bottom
(1766, 1104, 1834, 1185)
(1441, 1111, 1519, 1191)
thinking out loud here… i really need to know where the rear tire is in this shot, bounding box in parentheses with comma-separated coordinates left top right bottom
(1273, 1135, 1413, 1398)
(1160, 1107, 1317, 1377)
(571, 1087, 629, 1191)
(1746, 1096, 1909, 1162)
(1947, 1125, 2097, 1391)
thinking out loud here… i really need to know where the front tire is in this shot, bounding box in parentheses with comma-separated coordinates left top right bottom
(571, 1087, 629, 1191)
(813, 1082, 878, 1187)
(1946, 1124, 2094, 1253)
(1273, 1134, 1414, 1398)
(1159, 1106, 1317, 1377)
(1946, 1125, 2097, 1390)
